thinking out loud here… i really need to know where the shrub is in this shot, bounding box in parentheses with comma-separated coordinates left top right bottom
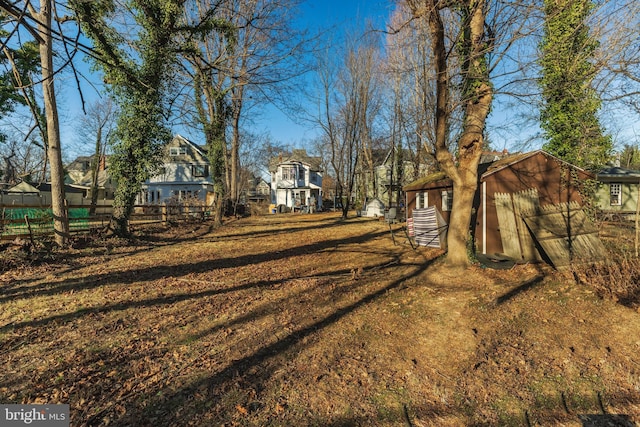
(573, 253, 640, 309)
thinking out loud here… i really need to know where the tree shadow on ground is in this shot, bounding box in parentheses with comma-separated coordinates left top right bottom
(0, 257, 406, 334)
(0, 224, 390, 305)
(108, 258, 436, 426)
(495, 274, 546, 305)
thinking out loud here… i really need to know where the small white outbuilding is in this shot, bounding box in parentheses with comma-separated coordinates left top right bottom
(364, 198, 385, 217)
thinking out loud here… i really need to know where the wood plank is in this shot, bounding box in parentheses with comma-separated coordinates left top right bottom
(522, 202, 606, 268)
(495, 192, 522, 259)
(513, 188, 541, 261)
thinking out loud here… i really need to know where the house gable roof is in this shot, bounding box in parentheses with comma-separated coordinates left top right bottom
(481, 150, 591, 179)
(168, 135, 208, 162)
(7, 181, 40, 193)
(402, 171, 449, 191)
(34, 182, 86, 194)
(270, 149, 322, 172)
(66, 156, 93, 172)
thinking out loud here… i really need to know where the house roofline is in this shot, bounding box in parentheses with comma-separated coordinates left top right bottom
(402, 150, 595, 192)
(174, 134, 207, 158)
(596, 166, 640, 182)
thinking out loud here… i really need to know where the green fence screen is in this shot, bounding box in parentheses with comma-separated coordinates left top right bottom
(1, 207, 89, 238)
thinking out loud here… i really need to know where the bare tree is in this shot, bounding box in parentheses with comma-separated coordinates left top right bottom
(384, 2, 439, 181)
(0, 135, 46, 183)
(1, 0, 70, 245)
(178, 0, 309, 221)
(312, 32, 381, 219)
(75, 98, 117, 213)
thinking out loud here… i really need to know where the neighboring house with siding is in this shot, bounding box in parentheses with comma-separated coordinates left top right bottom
(66, 155, 116, 201)
(270, 149, 323, 211)
(357, 147, 431, 209)
(248, 177, 271, 202)
(595, 166, 640, 219)
(138, 135, 214, 204)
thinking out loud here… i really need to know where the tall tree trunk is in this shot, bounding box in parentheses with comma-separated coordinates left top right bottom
(230, 87, 243, 211)
(36, 0, 69, 246)
(411, 0, 492, 268)
(89, 128, 102, 215)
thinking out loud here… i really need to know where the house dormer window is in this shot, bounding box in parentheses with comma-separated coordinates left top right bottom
(170, 147, 187, 156)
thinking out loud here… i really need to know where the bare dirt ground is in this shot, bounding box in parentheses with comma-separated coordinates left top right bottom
(1, 212, 640, 426)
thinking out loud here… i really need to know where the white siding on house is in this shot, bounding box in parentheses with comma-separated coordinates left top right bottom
(271, 154, 323, 210)
(140, 135, 214, 204)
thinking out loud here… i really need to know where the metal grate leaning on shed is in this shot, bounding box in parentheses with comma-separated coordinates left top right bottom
(412, 206, 448, 249)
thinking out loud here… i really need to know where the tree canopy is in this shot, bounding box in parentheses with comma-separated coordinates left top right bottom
(539, 0, 613, 170)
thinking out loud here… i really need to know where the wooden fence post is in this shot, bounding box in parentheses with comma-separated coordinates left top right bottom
(24, 215, 36, 249)
(162, 203, 168, 225)
(635, 183, 639, 257)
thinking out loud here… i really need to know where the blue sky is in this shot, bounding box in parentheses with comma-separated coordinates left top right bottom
(58, 0, 637, 160)
(61, 0, 394, 158)
(248, 0, 393, 150)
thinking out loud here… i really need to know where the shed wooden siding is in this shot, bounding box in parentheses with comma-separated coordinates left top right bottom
(405, 184, 451, 225)
(403, 151, 592, 259)
(480, 152, 590, 256)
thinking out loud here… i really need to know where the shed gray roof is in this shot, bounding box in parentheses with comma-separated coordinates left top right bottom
(597, 166, 640, 182)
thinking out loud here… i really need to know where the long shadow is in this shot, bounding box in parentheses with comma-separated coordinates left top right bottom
(0, 256, 406, 334)
(111, 257, 435, 426)
(140, 214, 350, 244)
(180, 255, 410, 345)
(578, 414, 636, 427)
(0, 226, 390, 304)
(5, 214, 355, 288)
(185, 216, 375, 245)
(496, 274, 546, 305)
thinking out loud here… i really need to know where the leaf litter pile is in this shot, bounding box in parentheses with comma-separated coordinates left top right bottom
(1, 212, 639, 426)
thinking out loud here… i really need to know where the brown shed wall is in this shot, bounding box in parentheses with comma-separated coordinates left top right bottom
(405, 184, 452, 225)
(478, 152, 590, 256)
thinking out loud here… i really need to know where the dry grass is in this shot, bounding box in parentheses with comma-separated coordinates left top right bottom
(576, 222, 640, 309)
(1, 212, 639, 426)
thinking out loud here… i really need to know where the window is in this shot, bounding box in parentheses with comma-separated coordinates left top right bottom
(281, 166, 296, 180)
(610, 183, 622, 206)
(169, 146, 187, 156)
(192, 164, 209, 177)
(416, 192, 428, 209)
(442, 190, 453, 211)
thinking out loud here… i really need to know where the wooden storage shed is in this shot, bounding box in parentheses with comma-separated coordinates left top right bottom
(404, 150, 596, 263)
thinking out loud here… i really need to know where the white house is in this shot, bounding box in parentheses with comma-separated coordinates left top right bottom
(270, 149, 323, 212)
(138, 135, 214, 204)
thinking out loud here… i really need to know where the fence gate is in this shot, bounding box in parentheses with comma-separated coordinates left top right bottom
(495, 188, 542, 262)
(522, 201, 606, 268)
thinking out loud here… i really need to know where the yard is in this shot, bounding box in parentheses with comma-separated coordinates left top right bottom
(1, 212, 639, 426)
